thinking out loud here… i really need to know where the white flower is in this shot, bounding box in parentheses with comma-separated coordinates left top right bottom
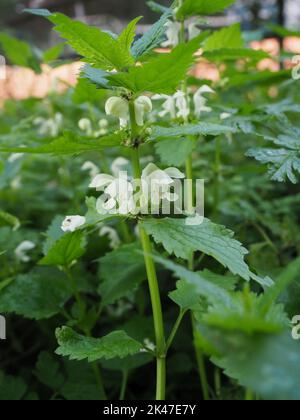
(111, 157, 130, 177)
(220, 112, 231, 120)
(61, 216, 86, 232)
(153, 94, 177, 119)
(193, 85, 215, 118)
(141, 338, 156, 353)
(78, 118, 93, 136)
(15, 241, 35, 263)
(99, 226, 121, 249)
(161, 21, 181, 48)
(11, 176, 22, 190)
(8, 153, 24, 163)
(134, 96, 153, 126)
(140, 163, 185, 209)
(90, 172, 135, 215)
(81, 161, 99, 179)
(94, 118, 109, 136)
(105, 96, 129, 129)
(174, 90, 190, 120)
(188, 21, 201, 40)
(33, 112, 63, 137)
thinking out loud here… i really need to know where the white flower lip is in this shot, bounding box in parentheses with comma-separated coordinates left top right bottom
(61, 216, 86, 232)
(15, 241, 36, 263)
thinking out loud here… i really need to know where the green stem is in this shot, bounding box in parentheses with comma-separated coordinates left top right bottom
(245, 388, 254, 401)
(120, 219, 132, 243)
(166, 309, 187, 351)
(119, 370, 129, 400)
(214, 367, 221, 399)
(64, 267, 85, 319)
(129, 100, 166, 401)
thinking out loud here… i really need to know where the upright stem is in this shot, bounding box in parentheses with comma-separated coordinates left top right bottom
(129, 100, 166, 400)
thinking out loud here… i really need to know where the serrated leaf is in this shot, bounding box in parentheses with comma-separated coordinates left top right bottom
(169, 279, 200, 311)
(202, 48, 269, 62)
(204, 24, 244, 51)
(142, 218, 251, 280)
(55, 327, 143, 362)
(150, 122, 235, 140)
(246, 147, 300, 184)
(42, 215, 65, 255)
(99, 243, 146, 306)
(110, 35, 204, 94)
(35, 12, 134, 71)
(118, 17, 142, 51)
(39, 230, 87, 268)
(177, 0, 236, 19)
(131, 8, 172, 58)
(43, 42, 65, 63)
(80, 65, 111, 90)
(0, 131, 124, 155)
(0, 268, 72, 320)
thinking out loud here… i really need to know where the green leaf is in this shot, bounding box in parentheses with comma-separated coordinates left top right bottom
(39, 12, 134, 71)
(0, 268, 72, 320)
(204, 24, 244, 51)
(0, 211, 20, 231)
(131, 8, 172, 58)
(169, 280, 200, 311)
(202, 48, 269, 62)
(0, 33, 41, 73)
(0, 131, 124, 155)
(55, 327, 143, 362)
(150, 122, 235, 140)
(24, 8, 52, 17)
(110, 35, 204, 94)
(42, 215, 65, 254)
(35, 352, 64, 390)
(268, 23, 300, 38)
(177, 0, 236, 19)
(147, 1, 171, 14)
(99, 243, 146, 306)
(80, 65, 111, 90)
(43, 43, 65, 63)
(39, 230, 87, 268)
(155, 138, 196, 166)
(118, 17, 142, 51)
(142, 218, 252, 280)
(204, 328, 300, 400)
(246, 147, 300, 184)
(0, 373, 27, 400)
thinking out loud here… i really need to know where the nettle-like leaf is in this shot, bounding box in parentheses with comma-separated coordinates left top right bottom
(118, 16, 142, 51)
(247, 134, 300, 184)
(43, 42, 65, 63)
(147, 1, 171, 14)
(150, 122, 236, 140)
(142, 218, 272, 286)
(0, 211, 20, 231)
(55, 327, 143, 362)
(204, 23, 244, 51)
(0, 131, 124, 155)
(81, 65, 111, 90)
(0, 33, 41, 73)
(0, 268, 72, 320)
(155, 138, 196, 166)
(26, 10, 135, 71)
(131, 8, 172, 58)
(204, 328, 300, 400)
(177, 0, 236, 19)
(99, 243, 146, 306)
(39, 231, 87, 268)
(109, 34, 205, 94)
